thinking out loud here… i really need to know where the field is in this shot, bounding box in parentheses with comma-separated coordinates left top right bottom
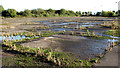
(0, 17, 120, 67)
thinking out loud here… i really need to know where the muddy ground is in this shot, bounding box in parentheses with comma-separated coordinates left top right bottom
(1, 17, 119, 33)
(1, 17, 120, 66)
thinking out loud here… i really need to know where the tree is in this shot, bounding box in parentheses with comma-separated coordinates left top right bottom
(65, 10, 75, 16)
(96, 12, 101, 16)
(82, 12, 85, 15)
(22, 9, 32, 17)
(0, 5, 4, 14)
(107, 11, 115, 17)
(47, 8, 56, 16)
(60, 9, 66, 15)
(101, 11, 108, 17)
(31, 8, 45, 17)
(117, 10, 120, 16)
(75, 11, 81, 16)
(36, 8, 45, 14)
(47, 8, 55, 13)
(2, 9, 17, 17)
(89, 12, 92, 16)
(85, 12, 88, 16)
(101, 11, 115, 17)
(31, 9, 37, 14)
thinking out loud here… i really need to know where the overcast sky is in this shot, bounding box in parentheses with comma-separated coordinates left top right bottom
(0, 0, 119, 12)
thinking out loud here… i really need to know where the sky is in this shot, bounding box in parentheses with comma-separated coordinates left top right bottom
(0, 0, 119, 12)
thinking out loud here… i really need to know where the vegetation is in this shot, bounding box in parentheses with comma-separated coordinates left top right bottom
(2, 31, 119, 66)
(2, 32, 102, 66)
(1, 5, 120, 18)
(101, 11, 116, 17)
(0, 5, 4, 14)
(2, 9, 17, 17)
(104, 30, 120, 37)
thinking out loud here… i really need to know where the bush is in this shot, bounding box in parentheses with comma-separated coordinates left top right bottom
(0, 5, 4, 14)
(2, 9, 17, 17)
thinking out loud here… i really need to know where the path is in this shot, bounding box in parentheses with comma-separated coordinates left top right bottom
(95, 45, 119, 67)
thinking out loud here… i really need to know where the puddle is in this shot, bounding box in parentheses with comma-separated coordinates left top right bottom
(83, 22, 102, 25)
(43, 22, 96, 27)
(81, 25, 94, 27)
(47, 28, 73, 31)
(0, 35, 39, 42)
(96, 33, 120, 39)
(96, 33, 119, 46)
(50, 34, 119, 59)
(0, 35, 28, 41)
(47, 35, 108, 59)
(43, 22, 78, 26)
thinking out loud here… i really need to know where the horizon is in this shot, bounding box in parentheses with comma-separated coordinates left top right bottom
(0, 0, 119, 13)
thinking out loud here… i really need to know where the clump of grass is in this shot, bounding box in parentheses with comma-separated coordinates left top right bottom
(104, 30, 120, 37)
(62, 30, 66, 34)
(87, 30, 90, 36)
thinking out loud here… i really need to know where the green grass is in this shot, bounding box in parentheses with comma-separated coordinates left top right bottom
(104, 29, 120, 37)
(2, 52, 50, 66)
(0, 23, 13, 25)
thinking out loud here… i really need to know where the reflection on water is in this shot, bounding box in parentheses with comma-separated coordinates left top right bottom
(0, 21, 119, 59)
(43, 22, 95, 27)
(0, 35, 28, 41)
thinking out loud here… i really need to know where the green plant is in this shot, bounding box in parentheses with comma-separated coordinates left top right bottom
(92, 32, 95, 36)
(79, 26, 82, 30)
(71, 31, 74, 35)
(87, 30, 90, 36)
(2, 9, 17, 17)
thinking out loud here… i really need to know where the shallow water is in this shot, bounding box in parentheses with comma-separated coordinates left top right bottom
(0, 35, 39, 41)
(48, 28, 73, 31)
(0, 35, 27, 42)
(49, 35, 108, 59)
(43, 22, 95, 27)
(1, 21, 119, 59)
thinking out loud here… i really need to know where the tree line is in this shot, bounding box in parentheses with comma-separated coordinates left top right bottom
(0, 5, 120, 18)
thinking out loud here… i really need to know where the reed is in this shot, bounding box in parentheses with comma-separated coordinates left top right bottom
(71, 31, 74, 35)
(13, 44, 17, 50)
(57, 58, 61, 66)
(87, 30, 90, 36)
(25, 34, 27, 37)
(79, 26, 82, 30)
(16, 32, 19, 35)
(11, 35, 13, 40)
(92, 32, 95, 36)
(62, 30, 66, 34)
(53, 57, 57, 64)
(13, 33, 16, 36)
(33, 34, 36, 38)
(7, 33, 10, 37)
(17, 35, 19, 41)
(38, 32, 41, 36)
(20, 33, 23, 40)
(5, 38, 8, 43)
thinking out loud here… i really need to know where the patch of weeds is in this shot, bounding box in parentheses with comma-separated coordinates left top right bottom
(104, 30, 120, 37)
(0, 23, 13, 25)
(90, 58, 99, 63)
